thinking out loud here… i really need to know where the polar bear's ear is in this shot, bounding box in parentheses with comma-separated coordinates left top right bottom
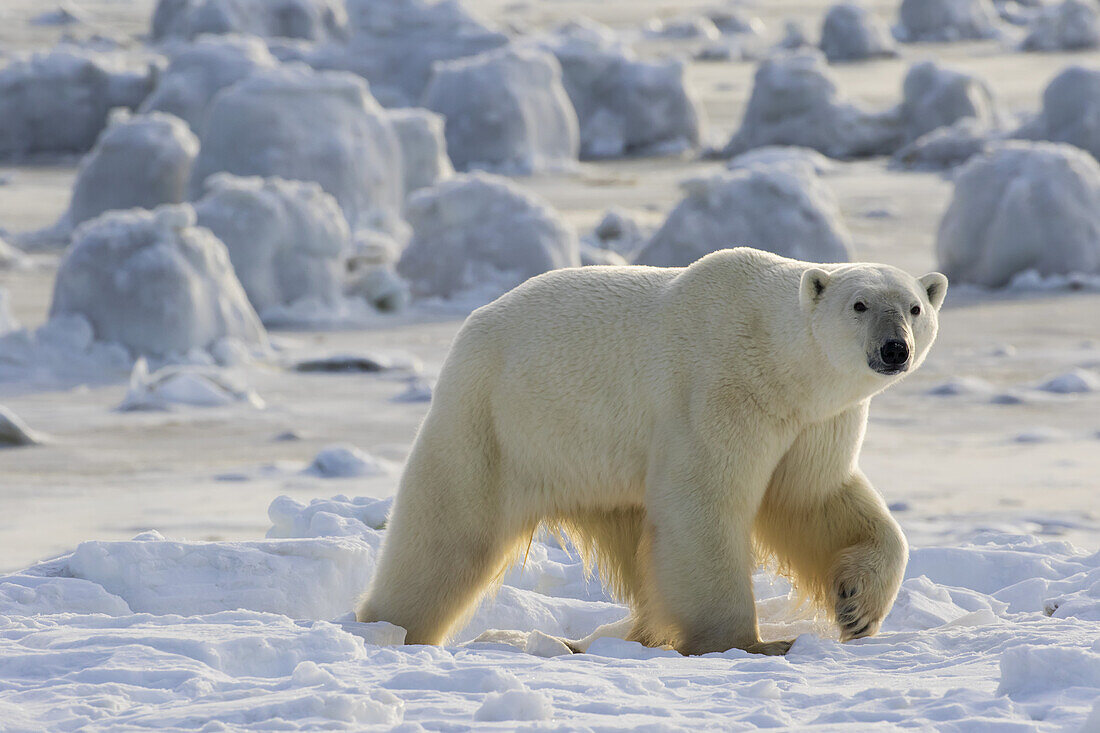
(800, 268, 830, 309)
(919, 272, 948, 310)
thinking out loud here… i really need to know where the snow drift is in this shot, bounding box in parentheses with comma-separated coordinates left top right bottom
(49, 205, 268, 358)
(936, 142, 1100, 287)
(66, 112, 200, 229)
(151, 0, 348, 41)
(386, 108, 453, 195)
(1016, 65, 1100, 162)
(138, 34, 279, 133)
(396, 173, 580, 299)
(0, 47, 155, 159)
(194, 174, 349, 317)
(312, 0, 509, 108)
(189, 64, 404, 231)
(540, 19, 705, 159)
(819, 3, 898, 63)
(633, 162, 853, 267)
(894, 0, 1002, 42)
(422, 45, 579, 174)
(1021, 0, 1100, 51)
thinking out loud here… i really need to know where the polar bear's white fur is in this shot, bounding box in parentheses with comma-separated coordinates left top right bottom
(359, 248, 948, 655)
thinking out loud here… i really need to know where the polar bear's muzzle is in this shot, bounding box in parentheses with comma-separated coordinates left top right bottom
(868, 339, 910, 375)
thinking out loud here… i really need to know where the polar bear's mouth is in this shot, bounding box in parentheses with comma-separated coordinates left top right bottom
(868, 358, 909, 376)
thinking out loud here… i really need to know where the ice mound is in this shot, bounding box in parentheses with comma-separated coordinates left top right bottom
(894, 0, 1002, 42)
(386, 108, 453, 195)
(397, 173, 581, 299)
(1015, 65, 1100, 161)
(194, 174, 349, 317)
(540, 19, 705, 159)
(0, 288, 17, 334)
(721, 51, 900, 159)
(314, 0, 508, 107)
(586, 207, 654, 260)
(50, 205, 268, 358)
(892, 117, 993, 170)
(882, 575, 1007, 631)
(189, 64, 403, 231)
(422, 45, 579, 174)
(1034, 368, 1100, 394)
(138, 34, 279, 132)
(268, 495, 393, 539)
(897, 61, 999, 144)
(66, 112, 199, 229)
(152, 0, 347, 41)
(643, 15, 721, 41)
(0, 47, 155, 159)
(727, 145, 838, 175)
(1021, 0, 1100, 51)
(345, 264, 410, 314)
(475, 689, 554, 722)
(0, 404, 46, 447)
(306, 445, 387, 479)
(819, 3, 899, 62)
(633, 163, 853, 267)
(936, 142, 1100, 287)
(118, 358, 265, 411)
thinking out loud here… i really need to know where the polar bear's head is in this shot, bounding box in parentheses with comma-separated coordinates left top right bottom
(799, 264, 948, 380)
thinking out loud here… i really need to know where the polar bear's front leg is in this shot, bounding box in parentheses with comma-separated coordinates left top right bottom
(644, 431, 791, 656)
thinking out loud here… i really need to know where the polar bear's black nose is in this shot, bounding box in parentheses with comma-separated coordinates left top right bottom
(880, 340, 909, 366)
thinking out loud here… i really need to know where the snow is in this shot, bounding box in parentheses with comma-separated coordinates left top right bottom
(65, 111, 199, 230)
(0, 47, 155, 159)
(193, 174, 349, 319)
(721, 51, 900, 159)
(188, 63, 404, 232)
(0, 288, 17, 334)
(634, 163, 853, 267)
(1015, 64, 1100, 162)
(137, 33, 279, 133)
(151, 0, 348, 42)
(1035, 368, 1100, 393)
(539, 18, 705, 159)
(396, 172, 581, 299)
(422, 45, 580, 174)
(936, 141, 1100, 287)
(385, 107, 453, 195)
(895, 0, 1002, 42)
(117, 358, 265, 411)
(1021, 0, 1100, 51)
(311, 0, 509, 108)
(0, 403, 45, 446)
(49, 205, 268, 359)
(819, 3, 899, 63)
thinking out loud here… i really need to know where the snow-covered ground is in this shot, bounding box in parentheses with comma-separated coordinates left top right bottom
(1, 0, 1099, 730)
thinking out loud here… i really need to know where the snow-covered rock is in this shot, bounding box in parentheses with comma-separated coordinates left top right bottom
(386, 108, 453, 194)
(895, 0, 1002, 42)
(634, 163, 853, 267)
(118, 358, 264, 411)
(67, 112, 199, 228)
(138, 34, 279, 133)
(312, 0, 508, 107)
(892, 117, 993, 170)
(540, 19, 705, 159)
(1021, 0, 1100, 51)
(0, 48, 155, 159)
(422, 45, 579, 174)
(819, 3, 899, 62)
(897, 61, 999, 144)
(49, 205, 268, 358)
(189, 64, 403, 231)
(936, 142, 1100, 287)
(1015, 65, 1100, 161)
(721, 52, 900, 159)
(193, 174, 349, 317)
(151, 0, 347, 41)
(397, 173, 580, 299)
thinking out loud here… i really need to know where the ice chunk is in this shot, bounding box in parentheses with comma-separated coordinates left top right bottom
(894, 0, 1002, 42)
(189, 64, 404, 231)
(397, 173, 579, 299)
(1016, 65, 1100, 162)
(820, 3, 898, 63)
(117, 358, 265, 411)
(898, 61, 998, 143)
(474, 689, 553, 722)
(151, 0, 347, 41)
(66, 112, 199, 229)
(1034, 368, 1100, 394)
(634, 163, 853, 267)
(49, 205, 267, 358)
(423, 45, 579, 174)
(1021, 0, 1100, 51)
(936, 142, 1100, 287)
(0, 404, 46, 446)
(306, 444, 387, 479)
(386, 108, 453, 195)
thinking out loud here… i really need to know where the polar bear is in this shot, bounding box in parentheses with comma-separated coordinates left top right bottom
(358, 247, 947, 655)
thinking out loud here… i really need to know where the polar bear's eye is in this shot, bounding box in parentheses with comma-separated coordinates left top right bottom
(853, 301, 867, 312)
(910, 305, 921, 316)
